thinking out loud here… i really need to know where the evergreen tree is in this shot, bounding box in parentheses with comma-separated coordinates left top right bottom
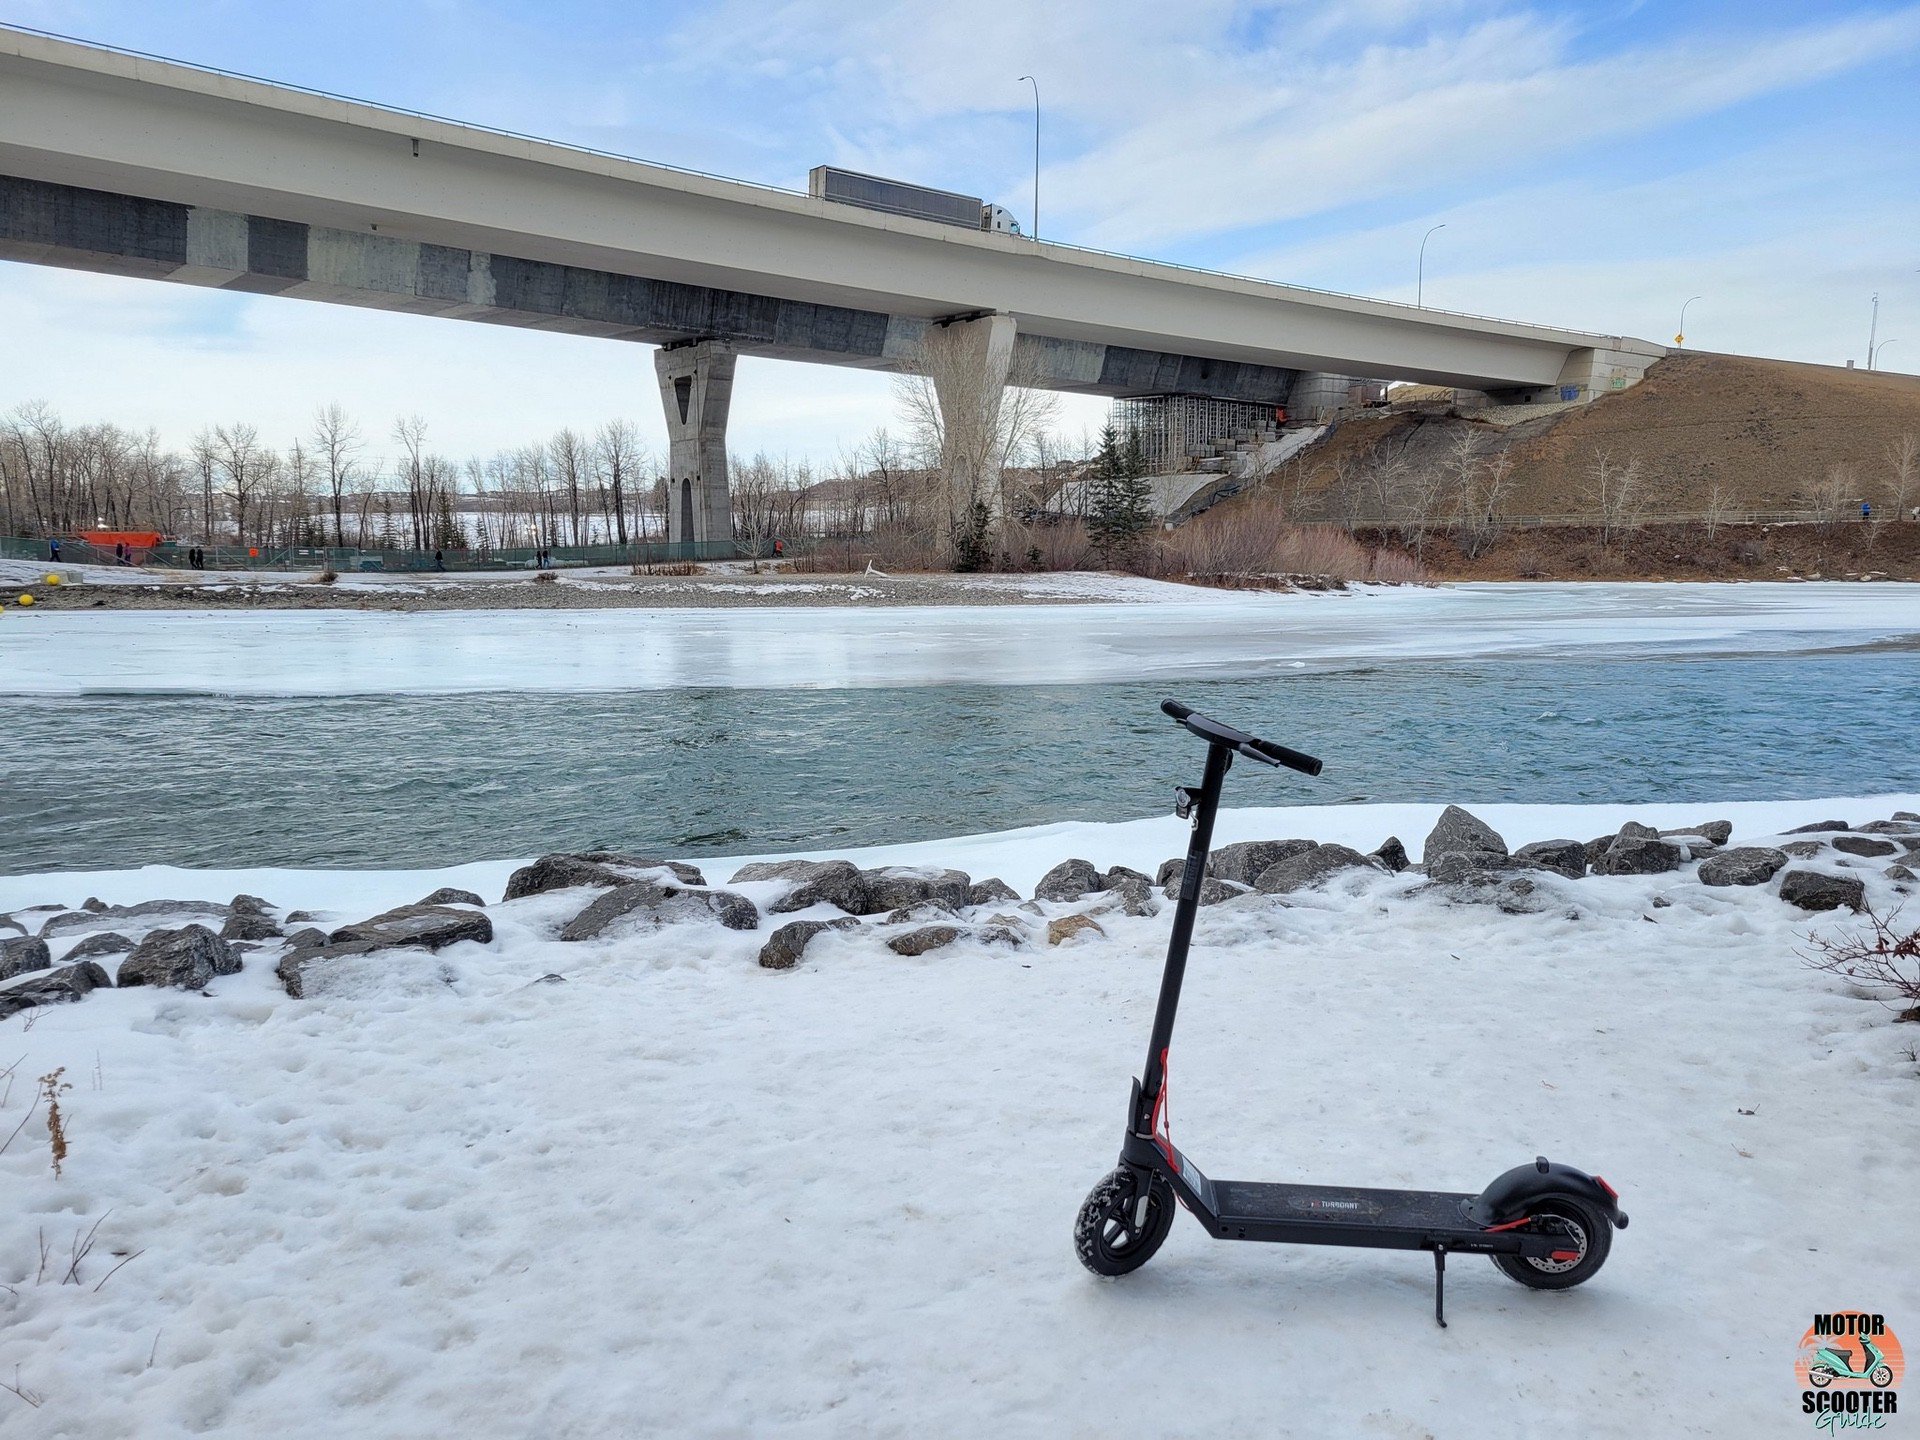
(949, 498, 993, 573)
(1088, 422, 1154, 568)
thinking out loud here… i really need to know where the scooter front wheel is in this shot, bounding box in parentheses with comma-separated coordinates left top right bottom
(1872, 1365, 1894, 1388)
(1490, 1197, 1611, 1291)
(1075, 1167, 1175, 1277)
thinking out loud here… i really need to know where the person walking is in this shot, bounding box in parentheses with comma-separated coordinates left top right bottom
(48, 537, 60, 563)
(434, 549, 446, 572)
(1862, 501, 1873, 522)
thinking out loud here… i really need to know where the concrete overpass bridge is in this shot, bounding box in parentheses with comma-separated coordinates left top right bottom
(0, 26, 1664, 544)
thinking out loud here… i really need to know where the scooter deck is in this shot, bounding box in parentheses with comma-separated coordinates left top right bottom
(1213, 1180, 1477, 1233)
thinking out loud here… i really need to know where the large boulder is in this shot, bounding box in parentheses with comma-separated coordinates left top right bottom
(560, 882, 756, 941)
(1784, 820, 1850, 834)
(1034, 859, 1103, 903)
(61, 931, 136, 962)
(1780, 840, 1828, 858)
(330, 904, 494, 952)
(221, 911, 283, 942)
(1832, 835, 1900, 859)
(1209, 840, 1315, 887)
(1370, 837, 1409, 873)
(1661, 820, 1733, 846)
(1, 936, 52, 982)
(40, 899, 226, 937)
(1426, 852, 1519, 885)
(1778, 869, 1865, 913)
(1592, 835, 1684, 876)
(757, 917, 861, 970)
(503, 852, 705, 901)
(966, 877, 1020, 907)
(1859, 818, 1920, 835)
(117, 924, 237, 989)
(1514, 839, 1587, 879)
(1422, 806, 1508, 868)
(0, 961, 112, 1020)
(887, 925, 962, 957)
(1698, 847, 1789, 887)
(1099, 865, 1153, 890)
(1092, 877, 1158, 918)
(418, 887, 486, 907)
(731, 859, 869, 914)
(1255, 844, 1380, 894)
(856, 866, 971, 915)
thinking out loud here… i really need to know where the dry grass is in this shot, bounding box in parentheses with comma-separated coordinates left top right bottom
(1157, 500, 1427, 585)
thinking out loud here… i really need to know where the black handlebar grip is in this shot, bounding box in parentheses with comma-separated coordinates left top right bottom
(1248, 736, 1323, 776)
(1161, 699, 1194, 720)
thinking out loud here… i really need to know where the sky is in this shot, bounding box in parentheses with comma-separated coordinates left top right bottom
(1, 0, 1917, 473)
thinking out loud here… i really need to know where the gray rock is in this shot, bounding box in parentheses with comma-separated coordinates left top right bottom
(1155, 858, 1186, 888)
(977, 922, 1024, 947)
(0, 960, 112, 1020)
(1617, 820, 1660, 841)
(1209, 840, 1316, 887)
(1857, 819, 1920, 835)
(884, 902, 959, 925)
(418, 887, 486, 908)
(1661, 820, 1734, 846)
(1785, 820, 1850, 834)
(283, 927, 329, 951)
(1162, 877, 1250, 906)
(560, 883, 757, 941)
(966, 877, 1020, 907)
(1832, 835, 1899, 858)
(1426, 852, 1519, 884)
(117, 925, 236, 989)
(285, 910, 320, 923)
(1255, 843, 1380, 894)
(1099, 865, 1153, 891)
(1894, 811, 1920, 822)
(731, 858, 868, 914)
(1440, 873, 1558, 914)
(0, 913, 25, 936)
(1886, 864, 1917, 882)
(1780, 840, 1828, 858)
(1582, 835, 1616, 869)
(221, 911, 283, 942)
(40, 899, 226, 937)
(61, 931, 136, 962)
(1, 936, 54, 982)
(1778, 869, 1865, 912)
(275, 940, 385, 998)
(1592, 835, 1684, 876)
(1514, 839, 1587, 879)
(503, 852, 705, 901)
(81, 897, 109, 913)
(1422, 806, 1508, 867)
(229, 893, 274, 917)
(857, 866, 971, 915)
(1095, 877, 1159, 917)
(887, 924, 962, 957)
(1370, 837, 1409, 873)
(757, 917, 860, 970)
(1698, 847, 1788, 887)
(1034, 859, 1103, 903)
(330, 904, 495, 952)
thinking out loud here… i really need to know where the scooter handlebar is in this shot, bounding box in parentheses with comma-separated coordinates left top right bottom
(1160, 699, 1324, 776)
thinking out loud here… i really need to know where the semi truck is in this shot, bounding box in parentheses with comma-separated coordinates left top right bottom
(808, 166, 1023, 235)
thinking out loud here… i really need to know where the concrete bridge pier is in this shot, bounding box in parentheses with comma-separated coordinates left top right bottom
(654, 339, 737, 548)
(924, 312, 1018, 517)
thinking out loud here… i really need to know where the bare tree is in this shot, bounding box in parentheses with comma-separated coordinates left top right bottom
(1809, 463, 1854, 533)
(207, 423, 275, 544)
(594, 420, 643, 547)
(1703, 479, 1736, 538)
(1586, 451, 1644, 548)
(1885, 434, 1918, 522)
(312, 404, 362, 547)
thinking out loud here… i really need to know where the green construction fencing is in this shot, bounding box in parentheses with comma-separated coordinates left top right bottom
(1, 535, 771, 571)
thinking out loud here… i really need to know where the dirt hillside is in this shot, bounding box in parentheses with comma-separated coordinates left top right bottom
(1284, 352, 1920, 518)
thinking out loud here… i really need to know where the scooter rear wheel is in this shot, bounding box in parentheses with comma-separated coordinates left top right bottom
(1075, 1167, 1175, 1277)
(1490, 1197, 1611, 1290)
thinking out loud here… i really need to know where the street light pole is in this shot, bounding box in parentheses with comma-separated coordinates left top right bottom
(1676, 295, 1702, 347)
(1417, 223, 1446, 308)
(1872, 339, 1899, 370)
(1017, 76, 1039, 240)
(1868, 293, 1879, 370)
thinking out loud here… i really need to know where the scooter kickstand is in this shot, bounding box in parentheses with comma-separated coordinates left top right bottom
(1432, 1244, 1448, 1329)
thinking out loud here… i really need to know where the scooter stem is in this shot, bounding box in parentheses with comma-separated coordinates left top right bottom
(1136, 739, 1232, 1132)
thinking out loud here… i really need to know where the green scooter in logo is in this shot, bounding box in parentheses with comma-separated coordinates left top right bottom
(1809, 1334, 1896, 1389)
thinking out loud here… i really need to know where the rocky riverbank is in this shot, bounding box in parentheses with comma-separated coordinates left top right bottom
(6, 805, 1915, 1020)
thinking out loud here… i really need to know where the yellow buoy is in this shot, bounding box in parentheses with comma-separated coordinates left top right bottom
(17, 593, 35, 606)
(45, 573, 61, 585)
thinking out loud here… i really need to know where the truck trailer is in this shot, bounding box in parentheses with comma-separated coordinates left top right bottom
(808, 166, 1023, 235)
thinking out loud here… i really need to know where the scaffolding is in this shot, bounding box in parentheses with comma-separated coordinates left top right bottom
(1109, 395, 1281, 473)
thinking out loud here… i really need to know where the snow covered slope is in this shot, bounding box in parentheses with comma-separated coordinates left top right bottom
(3, 797, 1917, 1436)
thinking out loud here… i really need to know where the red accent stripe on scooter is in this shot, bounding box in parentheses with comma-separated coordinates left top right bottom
(1483, 1216, 1533, 1233)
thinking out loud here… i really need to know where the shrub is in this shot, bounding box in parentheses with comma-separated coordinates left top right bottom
(1802, 906, 1920, 1021)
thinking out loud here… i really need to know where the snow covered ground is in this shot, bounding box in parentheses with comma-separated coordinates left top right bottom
(4, 796, 1918, 1437)
(6, 581, 1918, 695)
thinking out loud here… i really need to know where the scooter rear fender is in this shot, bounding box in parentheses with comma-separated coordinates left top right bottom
(1467, 1158, 1628, 1230)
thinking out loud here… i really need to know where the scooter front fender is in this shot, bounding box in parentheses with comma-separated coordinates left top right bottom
(1466, 1157, 1628, 1230)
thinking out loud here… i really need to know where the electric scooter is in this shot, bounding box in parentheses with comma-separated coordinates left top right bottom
(1809, 1336, 1896, 1388)
(1074, 700, 1629, 1326)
